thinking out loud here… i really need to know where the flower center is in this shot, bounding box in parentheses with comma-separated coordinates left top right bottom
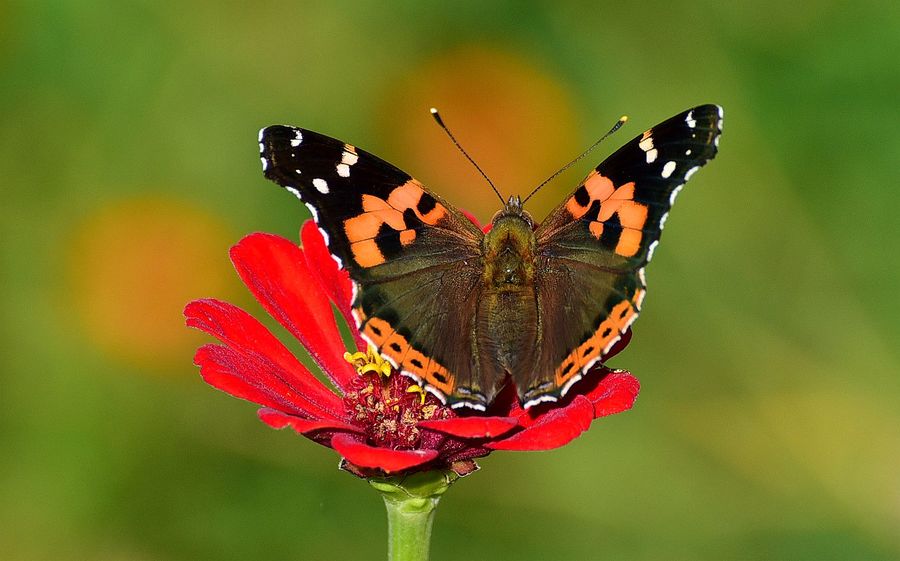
(343, 345, 450, 449)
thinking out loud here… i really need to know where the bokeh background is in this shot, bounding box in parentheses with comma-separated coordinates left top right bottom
(2, 2, 899, 560)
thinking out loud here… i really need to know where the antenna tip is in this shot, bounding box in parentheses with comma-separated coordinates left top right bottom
(620, 115, 629, 123)
(429, 107, 445, 126)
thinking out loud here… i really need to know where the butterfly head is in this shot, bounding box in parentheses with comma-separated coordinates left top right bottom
(491, 195, 535, 229)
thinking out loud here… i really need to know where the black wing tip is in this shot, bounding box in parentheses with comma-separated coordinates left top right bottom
(258, 125, 307, 180)
(687, 103, 724, 116)
(259, 124, 304, 148)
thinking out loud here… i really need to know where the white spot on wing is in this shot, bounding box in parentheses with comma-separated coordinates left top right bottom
(686, 110, 696, 128)
(523, 394, 558, 409)
(258, 128, 265, 142)
(634, 289, 646, 309)
(260, 157, 268, 171)
(640, 135, 657, 164)
(316, 225, 330, 246)
(337, 147, 358, 177)
(684, 166, 701, 181)
(601, 334, 623, 356)
(358, 330, 378, 354)
(623, 310, 639, 331)
(450, 400, 485, 411)
(669, 184, 684, 205)
(423, 384, 451, 405)
(313, 178, 329, 193)
(303, 201, 319, 222)
(290, 130, 303, 147)
(661, 161, 677, 178)
(560, 372, 585, 397)
(383, 354, 400, 369)
(647, 240, 659, 261)
(685, 149, 692, 155)
(659, 211, 669, 229)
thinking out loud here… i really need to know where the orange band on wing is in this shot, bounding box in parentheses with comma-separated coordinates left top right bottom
(553, 290, 644, 388)
(350, 239, 386, 267)
(343, 179, 448, 267)
(568, 174, 650, 258)
(358, 311, 456, 397)
(399, 229, 416, 246)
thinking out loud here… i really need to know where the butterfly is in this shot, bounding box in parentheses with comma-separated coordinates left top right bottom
(259, 104, 723, 410)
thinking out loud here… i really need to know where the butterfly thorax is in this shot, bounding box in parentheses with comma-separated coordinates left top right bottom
(483, 201, 536, 289)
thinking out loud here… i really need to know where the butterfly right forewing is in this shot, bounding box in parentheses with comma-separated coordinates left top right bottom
(520, 105, 723, 405)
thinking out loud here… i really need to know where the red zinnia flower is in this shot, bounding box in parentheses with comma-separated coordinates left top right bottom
(185, 221, 640, 476)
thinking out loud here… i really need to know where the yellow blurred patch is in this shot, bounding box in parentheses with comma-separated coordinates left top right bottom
(676, 387, 900, 539)
(378, 45, 583, 223)
(66, 196, 237, 371)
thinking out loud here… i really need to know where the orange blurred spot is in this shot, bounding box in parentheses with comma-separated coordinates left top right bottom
(67, 197, 237, 371)
(378, 46, 583, 223)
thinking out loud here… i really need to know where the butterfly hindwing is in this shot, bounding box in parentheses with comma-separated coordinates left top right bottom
(259, 126, 489, 406)
(523, 104, 723, 405)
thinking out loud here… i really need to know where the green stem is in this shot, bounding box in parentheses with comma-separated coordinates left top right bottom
(370, 470, 459, 561)
(382, 490, 439, 561)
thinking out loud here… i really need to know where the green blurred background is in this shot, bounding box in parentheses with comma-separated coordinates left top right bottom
(3, 1, 899, 560)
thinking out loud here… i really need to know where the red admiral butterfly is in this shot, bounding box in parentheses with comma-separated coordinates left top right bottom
(259, 104, 723, 410)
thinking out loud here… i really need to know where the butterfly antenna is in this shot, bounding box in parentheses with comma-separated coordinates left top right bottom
(521, 115, 628, 205)
(430, 108, 504, 204)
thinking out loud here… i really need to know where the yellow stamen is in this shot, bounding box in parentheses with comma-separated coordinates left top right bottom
(343, 351, 368, 364)
(406, 384, 427, 405)
(343, 344, 393, 378)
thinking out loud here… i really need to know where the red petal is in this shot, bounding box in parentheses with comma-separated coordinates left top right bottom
(195, 343, 344, 421)
(258, 408, 361, 435)
(229, 233, 356, 390)
(186, 299, 345, 419)
(195, 345, 291, 411)
(300, 221, 366, 350)
(461, 209, 482, 228)
(488, 396, 594, 451)
(331, 433, 439, 473)
(418, 416, 519, 439)
(584, 370, 640, 418)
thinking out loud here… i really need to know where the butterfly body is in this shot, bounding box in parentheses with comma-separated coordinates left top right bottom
(478, 199, 539, 400)
(260, 104, 723, 410)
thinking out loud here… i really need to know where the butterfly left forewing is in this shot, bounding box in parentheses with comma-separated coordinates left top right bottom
(522, 105, 723, 405)
(260, 126, 483, 279)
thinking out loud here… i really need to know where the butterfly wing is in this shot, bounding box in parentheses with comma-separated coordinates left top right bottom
(259, 126, 487, 406)
(523, 104, 723, 406)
